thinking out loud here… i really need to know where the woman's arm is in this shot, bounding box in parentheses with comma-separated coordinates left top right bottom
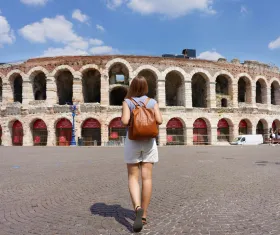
(154, 103, 163, 125)
(121, 101, 131, 126)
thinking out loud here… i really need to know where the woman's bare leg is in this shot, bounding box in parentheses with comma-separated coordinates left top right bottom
(141, 162, 153, 218)
(127, 163, 141, 210)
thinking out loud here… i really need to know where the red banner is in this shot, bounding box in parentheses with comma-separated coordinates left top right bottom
(110, 132, 119, 139)
(13, 120, 23, 130)
(218, 119, 229, 128)
(82, 118, 101, 129)
(33, 119, 47, 129)
(167, 118, 183, 129)
(56, 118, 72, 129)
(109, 118, 123, 128)
(239, 120, 247, 128)
(193, 118, 207, 128)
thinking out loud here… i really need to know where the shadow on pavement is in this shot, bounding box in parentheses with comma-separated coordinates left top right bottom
(90, 203, 135, 232)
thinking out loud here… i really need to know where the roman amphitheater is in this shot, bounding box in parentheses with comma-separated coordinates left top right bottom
(0, 55, 280, 147)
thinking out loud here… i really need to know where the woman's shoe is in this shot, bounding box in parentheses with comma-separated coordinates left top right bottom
(142, 218, 147, 226)
(133, 206, 144, 233)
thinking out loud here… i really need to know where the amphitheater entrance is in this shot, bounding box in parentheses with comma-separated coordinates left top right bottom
(239, 119, 251, 135)
(238, 77, 251, 103)
(56, 71, 73, 105)
(272, 120, 280, 132)
(110, 86, 128, 106)
(81, 118, 101, 146)
(109, 63, 129, 85)
(217, 119, 230, 142)
(13, 75, 23, 103)
(33, 72, 46, 100)
(108, 117, 126, 145)
(166, 118, 185, 145)
(138, 70, 157, 99)
(56, 118, 72, 146)
(256, 79, 267, 104)
(192, 73, 208, 108)
(165, 72, 185, 106)
(216, 75, 232, 108)
(193, 118, 209, 145)
(0, 77, 2, 102)
(12, 120, 23, 146)
(82, 69, 101, 103)
(32, 119, 48, 146)
(271, 81, 280, 105)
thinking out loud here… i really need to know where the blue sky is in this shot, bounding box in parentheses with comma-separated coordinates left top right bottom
(0, 0, 280, 67)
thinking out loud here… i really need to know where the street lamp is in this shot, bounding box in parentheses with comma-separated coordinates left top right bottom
(70, 104, 77, 146)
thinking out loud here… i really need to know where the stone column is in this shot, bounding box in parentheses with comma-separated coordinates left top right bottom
(233, 123, 239, 139)
(232, 83, 238, 108)
(100, 71, 109, 106)
(46, 76, 57, 105)
(2, 81, 13, 104)
(186, 126, 193, 145)
(250, 123, 256, 135)
(209, 82, 216, 108)
(158, 126, 166, 146)
(22, 78, 33, 106)
(47, 123, 56, 146)
(251, 84, 256, 108)
(266, 87, 271, 110)
(23, 122, 33, 146)
(73, 77, 83, 104)
(158, 79, 166, 108)
(101, 123, 109, 146)
(185, 81, 192, 108)
(210, 127, 217, 145)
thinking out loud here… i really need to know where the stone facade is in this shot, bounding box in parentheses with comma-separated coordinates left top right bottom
(0, 55, 280, 146)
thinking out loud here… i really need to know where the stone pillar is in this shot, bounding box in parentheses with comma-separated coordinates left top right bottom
(233, 123, 239, 139)
(2, 81, 13, 104)
(73, 77, 83, 104)
(185, 81, 192, 108)
(251, 85, 256, 107)
(210, 127, 217, 145)
(101, 123, 109, 146)
(158, 78, 166, 108)
(267, 87, 271, 110)
(209, 82, 216, 108)
(232, 84, 238, 108)
(100, 71, 109, 106)
(1, 124, 12, 146)
(22, 78, 33, 106)
(250, 123, 256, 135)
(47, 123, 56, 146)
(158, 126, 166, 146)
(46, 76, 57, 105)
(23, 122, 33, 146)
(186, 126, 193, 145)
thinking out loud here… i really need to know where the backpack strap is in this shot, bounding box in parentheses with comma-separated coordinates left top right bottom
(129, 98, 140, 106)
(140, 98, 150, 107)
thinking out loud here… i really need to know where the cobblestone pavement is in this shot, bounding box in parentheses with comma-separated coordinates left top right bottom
(1, 146, 280, 235)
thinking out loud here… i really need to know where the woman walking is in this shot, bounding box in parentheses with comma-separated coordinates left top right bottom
(121, 75, 162, 233)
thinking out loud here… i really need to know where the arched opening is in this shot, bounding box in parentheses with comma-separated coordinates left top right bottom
(110, 86, 128, 106)
(192, 73, 208, 108)
(165, 71, 185, 106)
(238, 77, 251, 103)
(0, 125, 2, 145)
(108, 117, 126, 145)
(216, 75, 229, 95)
(109, 63, 129, 85)
(13, 75, 23, 103)
(256, 120, 264, 135)
(56, 118, 72, 146)
(217, 119, 230, 142)
(193, 118, 209, 145)
(256, 120, 268, 142)
(256, 79, 267, 104)
(166, 118, 185, 145)
(82, 69, 101, 103)
(33, 72, 46, 100)
(32, 119, 48, 146)
(271, 81, 280, 105)
(221, 98, 228, 107)
(81, 118, 101, 146)
(12, 120, 23, 146)
(138, 70, 157, 99)
(0, 78, 2, 102)
(272, 120, 280, 132)
(239, 119, 252, 135)
(56, 71, 73, 105)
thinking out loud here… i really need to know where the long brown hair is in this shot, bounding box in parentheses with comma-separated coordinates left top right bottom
(125, 75, 148, 98)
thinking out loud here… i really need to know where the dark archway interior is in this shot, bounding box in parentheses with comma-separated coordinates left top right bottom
(192, 74, 207, 108)
(165, 72, 184, 106)
(110, 87, 128, 106)
(256, 81, 262, 104)
(109, 63, 129, 85)
(33, 72, 46, 100)
(83, 70, 101, 103)
(138, 70, 157, 99)
(216, 76, 228, 95)
(271, 81, 280, 105)
(0, 78, 2, 102)
(238, 77, 248, 103)
(57, 71, 73, 105)
(221, 98, 228, 107)
(14, 75, 23, 103)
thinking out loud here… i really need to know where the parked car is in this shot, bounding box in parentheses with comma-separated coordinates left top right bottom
(230, 135, 264, 145)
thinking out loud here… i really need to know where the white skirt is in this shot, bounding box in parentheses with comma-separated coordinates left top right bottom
(124, 135, 159, 164)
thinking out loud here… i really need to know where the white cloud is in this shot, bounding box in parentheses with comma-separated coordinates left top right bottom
(240, 5, 248, 15)
(20, 0, 49, 6)
(90, 46, 119, 55)
(0, 13, 15, 47)
(269, 37, 280, 50)
(42, 46, 88, 57)
(198, 50, 224, 61)
(106, 0, 215, 17)
(96, 24, 105, 32)
(89, 38, 104, 46)
(72, 9, 89, 23)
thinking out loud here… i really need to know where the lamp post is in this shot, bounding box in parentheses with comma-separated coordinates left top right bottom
(70, 104, 77, 146)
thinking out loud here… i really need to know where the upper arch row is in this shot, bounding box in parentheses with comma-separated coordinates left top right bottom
(0, 58, 280, 86)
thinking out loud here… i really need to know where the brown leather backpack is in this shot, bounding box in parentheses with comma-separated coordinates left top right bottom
(128, 98, 159, 140)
